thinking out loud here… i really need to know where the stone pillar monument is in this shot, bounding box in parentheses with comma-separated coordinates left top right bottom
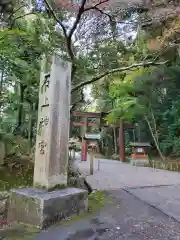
(7, 53, 88, 229)
(33, 54, 70, 189)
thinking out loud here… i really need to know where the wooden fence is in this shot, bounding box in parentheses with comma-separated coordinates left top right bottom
(151, 160, 180, 172)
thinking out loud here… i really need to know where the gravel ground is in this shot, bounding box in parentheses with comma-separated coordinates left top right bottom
(33, 189, 180, 240)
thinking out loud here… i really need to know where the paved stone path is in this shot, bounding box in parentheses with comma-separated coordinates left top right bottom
(128, 185, 180, 223)
(76, 156, 180, 189)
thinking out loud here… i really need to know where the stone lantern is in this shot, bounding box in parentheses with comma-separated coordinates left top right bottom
(84, 132, 101, 175)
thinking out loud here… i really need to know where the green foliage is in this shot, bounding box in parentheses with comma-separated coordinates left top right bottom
(0, 133, 30, 157)
(0, 167, 33, 191)
(1, 0, 180, 162)
(103, 64, 180, 158)
(106, 68, 151, 123)
(0, 7, 61, 141)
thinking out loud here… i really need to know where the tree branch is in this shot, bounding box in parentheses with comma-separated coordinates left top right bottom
(44, 0, 76, 75)
(67, 0, 110, 62)
(84, 0, 112, 20)
(85, 0, 109, 10)
(12, 12, 37, 22)
(44, 0, 110, 79)
(44, 0, 88, 77)
(71, 60, 168, 93)
(8, 4, 27, 20)
(88, 7, 114, 22)
(70, 89, 85, 112)
(66, 0, 88, 78)
(68, 0, 87, 40)
(44, 0, 67, 38)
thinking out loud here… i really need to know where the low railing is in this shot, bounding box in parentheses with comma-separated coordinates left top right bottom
(151, 160, 180, 172)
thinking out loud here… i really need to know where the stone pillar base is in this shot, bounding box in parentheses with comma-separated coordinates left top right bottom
(7, 187, 88, 229)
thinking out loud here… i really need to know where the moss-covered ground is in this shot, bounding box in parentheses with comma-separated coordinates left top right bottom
(60, 190, 108, 227)
(0, 165, 33, 191)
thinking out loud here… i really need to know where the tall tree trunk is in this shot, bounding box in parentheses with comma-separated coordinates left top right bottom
(150, 108, 160, 146)
(17, 84, 25, 127)
(133, 129, 136, 142)
(113, 127, 117, 154)
(28, 103, 33, 154)
(144, 115, 165, 161)
(13, 84, 26, 135)
(100, 139, 104, 155)
(137, 124, 141, 142)
(0, 68, 4, 94)
(0, 68, 4, 108)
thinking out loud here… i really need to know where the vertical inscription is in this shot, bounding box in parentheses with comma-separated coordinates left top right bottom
(41, 97, 49, 110)
(41, 74, 50, 93)
(34, 56, 53, 187)
(37, 117, 49, 135)
(38, 76, 50, 155)
(34, 67, 50, 159)
(39, 140, 47, 155)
